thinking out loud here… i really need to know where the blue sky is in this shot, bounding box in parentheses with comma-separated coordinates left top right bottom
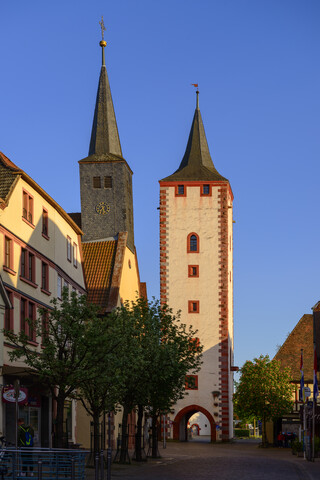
(1, 1, 320, 370)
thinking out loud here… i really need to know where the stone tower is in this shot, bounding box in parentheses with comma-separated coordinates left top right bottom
(79, 36, 134, 251)
(159, 91, 234, 441)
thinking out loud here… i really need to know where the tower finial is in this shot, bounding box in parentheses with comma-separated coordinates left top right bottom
(99, 16, 107, 66)
(191, 84, 199, 110)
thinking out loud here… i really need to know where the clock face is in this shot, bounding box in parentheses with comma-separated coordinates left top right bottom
(95, 202, 110, 215)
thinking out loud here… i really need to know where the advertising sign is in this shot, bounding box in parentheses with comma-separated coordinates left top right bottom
(2, 387, 28, 405)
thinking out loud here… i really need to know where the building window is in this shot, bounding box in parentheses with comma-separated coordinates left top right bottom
(93, 176, 101, 188)
(22, 190, 34, 225)
(185, 375, 198, 390)
(4, 291, 13, 331)
(187, 233, 199, 253)
(104, 176, 112, 188)
(188, 265, 199, 278)
(64, 280, 69, 296)
(4, 236, 14, 272)
(20, 248, 36, 285)
(42, 209, 49, 238)
(200, 184, 211, 196)
(41, 262, 49, 292)
(73, 243, 77, 268)
(175, 184, 186, 196)
(20, 297, 36, 341)
(67, 236, 72, 262)
(188, 300, 199, 313)
(57, 275, 62, 299)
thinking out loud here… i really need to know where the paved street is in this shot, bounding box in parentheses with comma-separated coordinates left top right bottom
(102, 439, 320, 480)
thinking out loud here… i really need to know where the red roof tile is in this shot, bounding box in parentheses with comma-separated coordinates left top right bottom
(274, 314, 314, 382)
(82, 240, 117, 310)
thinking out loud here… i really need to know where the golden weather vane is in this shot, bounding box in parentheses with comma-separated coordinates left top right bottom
(99, 16, 106, 41)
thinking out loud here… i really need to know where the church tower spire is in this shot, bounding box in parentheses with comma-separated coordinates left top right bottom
(161, 90, 227, 182)
(88, 18, 122, 157)
(79, 20, 134, 251)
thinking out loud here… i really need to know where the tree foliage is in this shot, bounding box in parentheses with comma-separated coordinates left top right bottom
(233, 355, 294, 445)
(4, 288, 105, 447)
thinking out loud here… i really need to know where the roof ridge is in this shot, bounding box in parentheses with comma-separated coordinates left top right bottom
(0, 152, 21, 171)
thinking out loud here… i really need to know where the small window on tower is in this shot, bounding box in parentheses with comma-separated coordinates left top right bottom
(104, 176, 112, 188)
(188, 300, 200, 313)
(203, 184, 210, 195)
(93, 177, 101, 188)
(188, 265, 199, 277)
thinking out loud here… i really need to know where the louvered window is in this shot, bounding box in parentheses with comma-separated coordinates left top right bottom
(104, 176, 112, 188)
(93, 176, 101, 188)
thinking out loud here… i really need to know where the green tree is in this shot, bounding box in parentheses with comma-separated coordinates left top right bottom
(4, 289, 105, 448)
(233, 355, 294, 446)
(108, 298, 203, 461)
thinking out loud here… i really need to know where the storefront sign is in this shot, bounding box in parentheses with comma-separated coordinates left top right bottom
(2, 387, 28, 405)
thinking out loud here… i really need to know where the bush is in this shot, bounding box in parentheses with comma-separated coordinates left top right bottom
(291, 439, 303, 453)
(234, 429, 250, 438)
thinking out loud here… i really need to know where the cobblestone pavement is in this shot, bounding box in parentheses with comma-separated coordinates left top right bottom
(87, 439, 320, 480)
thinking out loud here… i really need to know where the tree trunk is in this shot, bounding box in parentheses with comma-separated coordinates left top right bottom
(119, 404, 130, 463)
(262, 416, 267, 447)
(55, 394, 66, 448)
(135, 404, 143, 461)
(151, 413, 159, 458)
(93, 411, 101, 456)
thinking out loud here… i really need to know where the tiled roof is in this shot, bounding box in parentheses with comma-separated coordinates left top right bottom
(0, 151, 21, 201)
(274, 314, 314, 383)
(82, 240, 117, 310)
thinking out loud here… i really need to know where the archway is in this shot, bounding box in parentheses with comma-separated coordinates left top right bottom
(173, 405, 216, 442)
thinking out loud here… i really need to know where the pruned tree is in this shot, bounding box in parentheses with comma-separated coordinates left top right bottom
(233, 355, 294, 446)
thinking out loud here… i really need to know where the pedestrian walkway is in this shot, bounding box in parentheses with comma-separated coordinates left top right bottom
(86, 439, 320, 480)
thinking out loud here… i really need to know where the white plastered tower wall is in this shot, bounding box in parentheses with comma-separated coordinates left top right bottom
(159, 92, 234, 441)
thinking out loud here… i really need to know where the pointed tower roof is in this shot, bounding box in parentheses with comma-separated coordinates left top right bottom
(88, 33, 123, 158)
(161, 91, 228, 182)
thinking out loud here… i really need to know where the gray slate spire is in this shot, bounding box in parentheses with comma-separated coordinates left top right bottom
(88, 42, 122, 157)
(161, 91, 228, 182)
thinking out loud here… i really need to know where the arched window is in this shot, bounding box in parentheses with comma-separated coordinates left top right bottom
(187, 233, 199, 253)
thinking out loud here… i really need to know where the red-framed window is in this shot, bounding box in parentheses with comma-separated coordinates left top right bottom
(67, 236, 72, 262)
(185, 375, 198, 390)
(22, 190, 34, 226)
(200, 184, 212, 196)
(20, 297, 36, 342)
(187, 233, 199, 253)
(188, 265, 199, 278)
(175, 184, 186, 197)
(73, 243, 78, 268)
(20, 248, 36, 286)
(188, 300, 199, 313)
(4, 290, 14, 331)
(3, 236, 15, 274)
(41, 261, 49, 293)
(42, 209, 49, 239)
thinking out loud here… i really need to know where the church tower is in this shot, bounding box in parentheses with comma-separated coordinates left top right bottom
(79, 27, 134, 251)
(159, 91, 234, 441)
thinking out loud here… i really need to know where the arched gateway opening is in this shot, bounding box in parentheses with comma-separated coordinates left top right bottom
(173, 405, 216, 442)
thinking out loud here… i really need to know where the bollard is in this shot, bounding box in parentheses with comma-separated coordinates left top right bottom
(106, 447, 111, 480)
(95, 453, 99, 480)
(37, 460, 42, 480)
(100, 450, 104, 480)
(71, 456, 75, 480)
